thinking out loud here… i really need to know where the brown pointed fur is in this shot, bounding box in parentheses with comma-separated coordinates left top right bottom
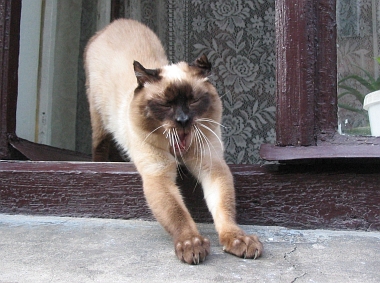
(84, 19, 263, 264)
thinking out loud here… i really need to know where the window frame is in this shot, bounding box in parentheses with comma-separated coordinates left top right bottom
(260, 0, 380, 161)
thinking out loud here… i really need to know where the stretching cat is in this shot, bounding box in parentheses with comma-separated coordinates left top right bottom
(85, 19, 263, 264)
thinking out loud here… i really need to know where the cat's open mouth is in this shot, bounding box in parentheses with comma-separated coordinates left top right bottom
(172, 132, 190, 155)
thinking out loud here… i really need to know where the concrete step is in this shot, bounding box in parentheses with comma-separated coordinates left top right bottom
(0, 214, 379, 282)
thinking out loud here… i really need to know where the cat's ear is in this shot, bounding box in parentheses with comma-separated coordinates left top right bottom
(191, 54, 212, 77)
(133, 61, 161, 87)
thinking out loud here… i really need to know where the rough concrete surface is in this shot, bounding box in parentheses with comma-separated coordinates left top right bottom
(0, 214, 379, 283)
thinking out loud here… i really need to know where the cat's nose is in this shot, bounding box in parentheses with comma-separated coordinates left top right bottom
(176, 113, 190, 127)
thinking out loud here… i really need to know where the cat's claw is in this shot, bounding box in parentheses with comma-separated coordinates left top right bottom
(221, 232, 263, 260)
(254, 249, 259, 260)
(175, 236, 210, 265)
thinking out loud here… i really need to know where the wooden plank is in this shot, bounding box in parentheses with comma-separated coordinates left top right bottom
(260, 142, 380, 161)
(9, 137, 91, 161)
(1, 161, 379, 231)
(231, 164, 380, 230)
(0, 161, 148, 219)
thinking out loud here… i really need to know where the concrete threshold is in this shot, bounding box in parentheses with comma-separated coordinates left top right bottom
(0, 214, 379, 283)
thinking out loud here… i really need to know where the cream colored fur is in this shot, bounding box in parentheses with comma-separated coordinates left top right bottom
(85, 19, 263, 264)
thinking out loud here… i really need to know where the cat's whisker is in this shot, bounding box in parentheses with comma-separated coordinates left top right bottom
(193, 126, 202, 158)
(170, 130, 177, 154)
(144, 124, 168, 143)
(168, 128, 185, 179)
(195, 126, 204, 164)
(191, 126, 198, 162)
(169, 132, 180, 166)
(192, 125, 203, 190)
(163, 128, 186, 179)
(197, 123, 220, 157)
(196, 118, 226, 128)
(197, 123, 224, 149)
(173, 130, 184, 159)
(195, 122, 225, 164)
(188, 128, 195, 149)
(218, 89, 231, 100)
(173, 129, 190, 175)
(196, 126, 213, 169)
(166, 128, 172, 145)
(195, 126, 212, 170)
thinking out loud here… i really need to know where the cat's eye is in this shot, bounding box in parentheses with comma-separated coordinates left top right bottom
(159, 102, 171, 108)
(191, 98, 201, 105)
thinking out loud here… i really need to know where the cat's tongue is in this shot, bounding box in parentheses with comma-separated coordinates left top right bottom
(175, 133, 187, 152)
(178, 133, 187, 149)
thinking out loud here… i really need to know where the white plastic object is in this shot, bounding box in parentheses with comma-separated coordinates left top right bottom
(363, 90, 380, 136)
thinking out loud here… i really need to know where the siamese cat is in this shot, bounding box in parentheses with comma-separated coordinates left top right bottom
(85, 19, 263, 264)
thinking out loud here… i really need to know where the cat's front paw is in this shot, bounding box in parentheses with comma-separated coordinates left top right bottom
(175, 235, 210, 264)
(220, 231, 263, 259)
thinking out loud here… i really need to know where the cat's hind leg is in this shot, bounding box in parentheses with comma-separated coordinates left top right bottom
(92, 133, 112, 162)
(89, 103, 111, 162)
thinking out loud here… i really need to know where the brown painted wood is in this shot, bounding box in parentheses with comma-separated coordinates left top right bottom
(0, 0, 21, 159)
(260, 139, 380, 161)
(275, 0, 338, 147)
(1, 161, 379, 231)
(9, 137, 92, 161)
(231, 164, 380, 231)
(0, 161, 151, 219)
(275, 0, 317, 146)
(315, 0, 338, 140)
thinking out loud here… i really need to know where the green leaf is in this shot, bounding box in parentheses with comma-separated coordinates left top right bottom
(338, 103, 367, 116)
(337, 91, 352, 98)
(339, 74, 374, 92)
(354, 65, 377, 86)
(337, 57, 380, 116)
(374, 77, 380, 90)
(338, 85, 365, 103)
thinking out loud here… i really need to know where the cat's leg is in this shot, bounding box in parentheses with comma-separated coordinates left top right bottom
(88, 103, 110, 161)
(138, 162, 210, 264)
(92, 133, 111, 162)
(190, 160, 263, 259)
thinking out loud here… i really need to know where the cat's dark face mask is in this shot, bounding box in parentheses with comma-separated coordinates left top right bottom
(131, 55, 222, 155)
